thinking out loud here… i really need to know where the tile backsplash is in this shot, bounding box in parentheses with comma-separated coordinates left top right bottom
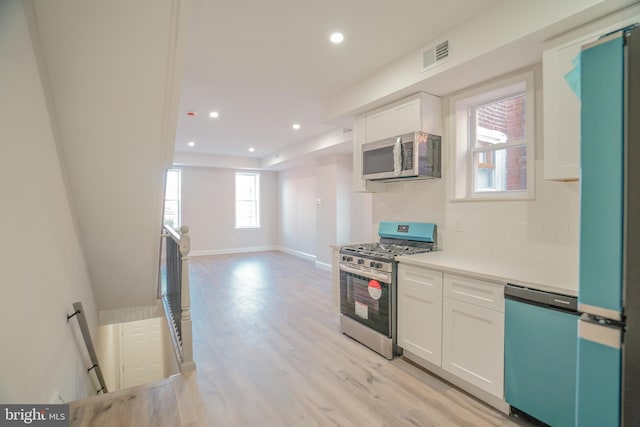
(372, 161, 579, 280)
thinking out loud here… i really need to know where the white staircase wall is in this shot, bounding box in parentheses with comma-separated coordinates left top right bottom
(29, 0, 190, 311)
(0, 0, 99, 403)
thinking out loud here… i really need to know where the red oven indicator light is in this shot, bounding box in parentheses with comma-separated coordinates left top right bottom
(368, 280, 382, 300)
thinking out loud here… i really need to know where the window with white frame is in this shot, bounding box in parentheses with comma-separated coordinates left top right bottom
(235, 172, 260, 228)
(451, 71, 535, 200)
(163, 169, 181, 229)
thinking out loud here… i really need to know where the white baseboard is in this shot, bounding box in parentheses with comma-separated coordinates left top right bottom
(276, 246, 316, 262)
(189, 246, 330, 271)
(189, 246, 278, 257)
(315, 261, 331, 271)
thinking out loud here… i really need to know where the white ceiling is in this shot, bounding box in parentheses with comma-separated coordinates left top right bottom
(175, 0, 502, 159)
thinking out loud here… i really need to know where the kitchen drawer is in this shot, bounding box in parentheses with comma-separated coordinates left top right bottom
(443, 274, 504, 312)
(398, 264, 443, 295)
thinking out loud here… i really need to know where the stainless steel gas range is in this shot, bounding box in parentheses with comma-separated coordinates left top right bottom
(339, 221, 437, 359)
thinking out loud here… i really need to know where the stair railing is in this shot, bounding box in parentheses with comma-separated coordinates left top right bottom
(162, 224, 195, 371)
(67, 301, 108, 394)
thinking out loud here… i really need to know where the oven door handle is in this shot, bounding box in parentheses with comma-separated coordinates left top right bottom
(339, 264, 391, 283)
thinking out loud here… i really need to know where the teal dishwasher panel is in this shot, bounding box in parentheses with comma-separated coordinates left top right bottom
(505, 299, 578, 427)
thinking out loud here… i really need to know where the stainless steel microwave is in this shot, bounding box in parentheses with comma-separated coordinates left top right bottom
(361, 131, 441, 181)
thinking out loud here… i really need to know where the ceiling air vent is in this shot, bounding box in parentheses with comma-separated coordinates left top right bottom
(422, 40, 450, 72)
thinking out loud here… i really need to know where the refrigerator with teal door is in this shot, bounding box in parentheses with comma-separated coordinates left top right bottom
(577, 25, 640, 427)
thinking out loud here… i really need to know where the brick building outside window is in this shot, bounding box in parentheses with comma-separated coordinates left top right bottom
(450, 70, 535, 200)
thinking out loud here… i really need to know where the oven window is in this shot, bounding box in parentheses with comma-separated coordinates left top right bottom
(339, 270, 391, 336)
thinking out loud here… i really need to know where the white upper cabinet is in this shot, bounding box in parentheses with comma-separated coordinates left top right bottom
(365, 109, 391, 143)
(352, 115, 386, 192)
(543, 34, 596, 181)
(543, 8, 640, 181)
(353, 92, 442, 192)
(364, 92, 441, 143)
(391, 97, 423, 136)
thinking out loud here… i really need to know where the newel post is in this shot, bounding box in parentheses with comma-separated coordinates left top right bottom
(179, 225, 195, 370)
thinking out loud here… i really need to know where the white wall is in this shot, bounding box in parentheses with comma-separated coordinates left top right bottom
(443, 66, 579, 277)
(30, 0, 189, 312)
(374, 165, 579, 268)
(95, 324, 121, 392)
(372, 65, 580, 291)
(323, 0, 636, 120)
(0, 0, 99, 403)
(181, 167, 278, 255)
(315, 154, 353, 265)
(315, 159, 336, 265)
(443, 162, 579, 265)
(279, 154, 370, 262)
(336, 155, 354, 244)
(372, 178, 447, 241)
(279, 166, 317, 258)
(350, 191, 375, 244)
(179, 155, 365, 263)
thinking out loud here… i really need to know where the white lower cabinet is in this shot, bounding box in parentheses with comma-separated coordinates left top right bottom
(397, 265, 443, 366)
(442, 296, 505, 398)
(442, 274, 505, 399)
(397, 265, 506, 403)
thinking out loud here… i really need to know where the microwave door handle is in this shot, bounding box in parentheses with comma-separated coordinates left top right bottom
(393, 137, 402, 176)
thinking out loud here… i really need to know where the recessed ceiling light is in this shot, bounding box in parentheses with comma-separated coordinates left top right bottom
(187, 141, 195, 147)
(330, 32, 344, 44)
(248, 147, 255, 152)
(292, 123, 301, 130)
(209, 111, 219, 118)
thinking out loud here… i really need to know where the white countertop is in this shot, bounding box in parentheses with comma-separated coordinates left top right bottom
(396, 251, 578, 297)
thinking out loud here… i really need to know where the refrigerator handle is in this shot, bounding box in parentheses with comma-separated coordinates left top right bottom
(578, 314, 622, 349)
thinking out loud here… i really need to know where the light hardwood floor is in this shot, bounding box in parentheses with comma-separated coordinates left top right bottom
(70, 251, 537, 426)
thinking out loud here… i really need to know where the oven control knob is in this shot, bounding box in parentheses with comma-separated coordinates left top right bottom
(375, 263, 383, 269)
(357, 259, 364, 265)
(370, 261, 376, 267)
(346, 257, 353, 262)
